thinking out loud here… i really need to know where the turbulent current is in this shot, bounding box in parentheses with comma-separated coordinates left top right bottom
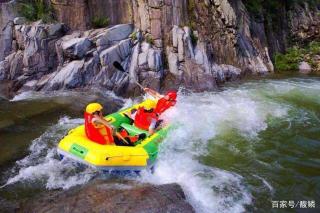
(0, 76, 320, 212)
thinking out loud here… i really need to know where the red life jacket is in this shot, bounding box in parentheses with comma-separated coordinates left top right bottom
(84, 112, 114, 145)
(154, 97, 176, 114)
(134, 107, 158, 130)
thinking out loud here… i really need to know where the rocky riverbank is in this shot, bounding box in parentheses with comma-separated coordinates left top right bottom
(0, 0, 319, 99)
(17, 181, 194, 213)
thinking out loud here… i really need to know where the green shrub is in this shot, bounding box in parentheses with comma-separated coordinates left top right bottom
(274, 47, 303, 71)
(145, 34, 154, 45)
(91, 16, 109, 28)
(308, 41, 320, 55)
(274, 42, 320, 72)
(129, 31, 137, 40)
(19, 0, 54, 23)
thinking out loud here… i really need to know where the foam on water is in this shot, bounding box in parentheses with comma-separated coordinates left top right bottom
(4, 117, 97, 190)
(139, 88, 288, 213)
(10, 89, 123, 102)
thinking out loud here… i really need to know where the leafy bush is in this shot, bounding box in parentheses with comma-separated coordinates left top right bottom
(91, 16, 109, 28)
(19, 0, 54, 23)
(275, 42, 320, 72)
(275, 50, 301, 71)
(129, 31, 137, 40)
(308, 41, 320, 55)
(145, 34, 154, 45)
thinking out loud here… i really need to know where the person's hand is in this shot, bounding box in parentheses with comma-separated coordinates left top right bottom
(144, 87, 150, 92)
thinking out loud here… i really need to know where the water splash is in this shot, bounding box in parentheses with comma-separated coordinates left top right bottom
(4, 117, 97, 190)
(139, 86, 289, 213)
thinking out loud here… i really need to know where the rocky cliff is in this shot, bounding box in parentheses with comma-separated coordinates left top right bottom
(0, 0, 319, 97)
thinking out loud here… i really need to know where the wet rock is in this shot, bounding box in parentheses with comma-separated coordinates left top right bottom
(99, 38, 132, 67)
(0, 51, 23, 81)
(62, 37, 92, 59)
(214, 64, 242, 83)
(299, 61, 312, 74)
(96, 24, 133, 52)
(21, 22, 66, 74)
(44, 60, 85, 90)
(19, 181, 195, 213)
(13, 17, 26, 25)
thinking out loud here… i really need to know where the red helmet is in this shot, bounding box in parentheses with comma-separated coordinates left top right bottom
(166, 90, 177, 100)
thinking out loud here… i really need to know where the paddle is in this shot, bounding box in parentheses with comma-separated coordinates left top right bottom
(113, 61, 145, 90)
(115, 132, 130, 145)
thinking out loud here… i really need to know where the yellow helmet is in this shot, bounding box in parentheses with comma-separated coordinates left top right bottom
(86, 103, 103, 114)
(143, 99, 156, 110)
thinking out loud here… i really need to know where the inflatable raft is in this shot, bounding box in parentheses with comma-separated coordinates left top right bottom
(57, 99, 170, 171)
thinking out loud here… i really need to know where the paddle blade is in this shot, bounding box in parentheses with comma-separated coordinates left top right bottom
(113, 61, 126, 72)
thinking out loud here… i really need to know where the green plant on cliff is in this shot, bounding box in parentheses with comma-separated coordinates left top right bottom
(145, 35, 154, 45)
(275, 42, 320, 71)
(129, 31, 138, 41)
(19, 0, 54, 23)
(275, 47, 302, 71)
(91, 16, 109, 28)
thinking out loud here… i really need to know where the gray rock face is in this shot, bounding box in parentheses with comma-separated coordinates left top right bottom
(96, 24, 134, 51)
(1, 0, 319, 97)
(0, 0, 18, 61)
(19, 181, 195, 213)
(44, 60, 85, 90)
(62, 37, 92, 59)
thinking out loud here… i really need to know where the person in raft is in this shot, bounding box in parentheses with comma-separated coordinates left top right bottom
(126, 89, 177, 134)
(84, 103, 146, 146)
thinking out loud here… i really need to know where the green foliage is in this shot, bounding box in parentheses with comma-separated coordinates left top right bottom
(145, 34, 154, 45)
(275, 48, 301, 71)
(308, 41, 320, 55)
(129, 31, 137, 40)
(243, 0, 263, 16)
(275, 42, 320, 71)
(91, 16, 109, 28)
(19, 0, 54, 23)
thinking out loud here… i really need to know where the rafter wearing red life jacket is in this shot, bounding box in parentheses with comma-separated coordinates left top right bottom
(84, 112, 114, 145)
(154, 91, 177, 114)
(134, 107, 159, 131)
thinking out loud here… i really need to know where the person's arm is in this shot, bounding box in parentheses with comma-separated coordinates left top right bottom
(148, 118, 157, 134)
(92, 115, 114, 130)
(144, 88, 163, 99)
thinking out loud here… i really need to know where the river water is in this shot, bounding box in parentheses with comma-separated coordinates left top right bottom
(0, 76, 319, 212)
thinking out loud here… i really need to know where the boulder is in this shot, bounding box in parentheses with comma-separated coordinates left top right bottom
(62, 37, 92, 59)
(299, 61, 312, 74)
(214, 64, 242, 83)
(99, 39, 132, 67)
(0, 51, 23, 81)
(13, 17, 26, 25)
(44, 60, 85, 90)
(19, 181, 194, 213)
(21, 22, 66, 74)
(96, 24, 133, 52)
